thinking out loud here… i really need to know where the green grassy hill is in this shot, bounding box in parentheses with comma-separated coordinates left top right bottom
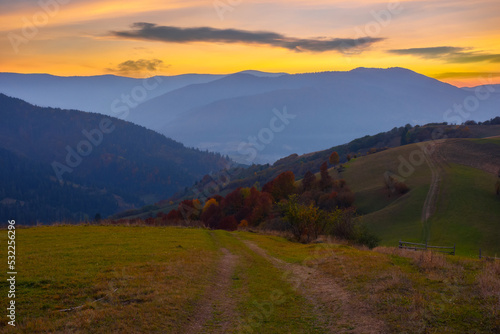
(341, 138, 500, 257)
(1, 225, 498, 333)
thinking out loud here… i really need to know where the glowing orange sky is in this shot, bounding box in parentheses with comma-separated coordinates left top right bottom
(1, 0, 499, 87)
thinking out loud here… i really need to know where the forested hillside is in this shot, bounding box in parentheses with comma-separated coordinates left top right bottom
(0, 94, 230, 224)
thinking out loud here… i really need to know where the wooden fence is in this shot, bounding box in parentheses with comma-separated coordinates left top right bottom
(479, 249, 500, 260)
(399, 240, 455, 255)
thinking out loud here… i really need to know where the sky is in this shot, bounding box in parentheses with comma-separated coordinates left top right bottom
(1, 0, 499, 87)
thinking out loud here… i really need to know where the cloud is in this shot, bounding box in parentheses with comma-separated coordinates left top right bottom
(107, 58, 166, 74)
(110, 22, 384, 53)
(388, 46, 467, 58)
(388, 46, 500, 63)
(447, 53, 500, 63)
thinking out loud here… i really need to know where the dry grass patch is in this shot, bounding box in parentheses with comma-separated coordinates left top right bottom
(477, 260, 500, 316)
(1, 226, 221, 333)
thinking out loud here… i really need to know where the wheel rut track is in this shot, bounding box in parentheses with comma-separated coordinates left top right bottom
(241, 239, 387, 334)
(182, 246, 239, 334)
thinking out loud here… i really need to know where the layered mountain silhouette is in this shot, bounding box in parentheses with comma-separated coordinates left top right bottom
(129, 68, 500, 163)
(0, 72, 224, 115)
(1, 68, 499, 164)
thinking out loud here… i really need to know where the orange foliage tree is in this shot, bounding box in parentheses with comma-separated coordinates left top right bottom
(329, 151, 340, 166)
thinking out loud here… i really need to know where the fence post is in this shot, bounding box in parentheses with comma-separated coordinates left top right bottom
(425, 241, 428, 250)
(453, 244, 456, 255)
(479, 248, 482, 259)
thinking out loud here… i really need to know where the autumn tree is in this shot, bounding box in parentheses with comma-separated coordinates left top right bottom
(166, 209, 182, 222)
(221, 188, 245, 216)
(178, 199, 201, 220)
(219, 216, 238, 231)
(301, 171, 316, 192)
(319, 162, 333, 191)
(263, 171, 296, 201)
(202, 198, 218, 213)
(201, 201, 222, 228)
(329, 151, 340, 166)
(244, 187, 273, 225)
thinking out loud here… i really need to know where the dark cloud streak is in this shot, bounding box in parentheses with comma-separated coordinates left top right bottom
(448, 53, 500, 63)
(111, 22, 384, 53)
(388, 46, 467, 57)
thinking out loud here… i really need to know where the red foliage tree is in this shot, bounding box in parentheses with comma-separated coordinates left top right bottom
(301, 171, 316, 192)
(263, 171, 296, 201)
(221, 188, 245, 216)
(219, 216, 238, 231)
(319, 162, 332, 191)
(245, 187, 273, 225)
(201, 203, 222, 228)
(166, 209, 182, 221)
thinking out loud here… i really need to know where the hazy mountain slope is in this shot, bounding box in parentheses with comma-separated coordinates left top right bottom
(157, 68, 499, 163)
(3, 68, 498, 166)
(0, 72, 224, 116)
(126, 72, 301, 128)
(0, 94, 230, 223)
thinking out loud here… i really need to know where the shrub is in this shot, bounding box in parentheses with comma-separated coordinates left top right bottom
(238, 219, 249, 229)
(280, 195, 327, 243)
(354, 225, 381, 249)
(384, 173, 409, 196)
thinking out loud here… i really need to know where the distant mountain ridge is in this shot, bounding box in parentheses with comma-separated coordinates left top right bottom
(134, 67, 500, 163)
(1, 68, 499, 164)
(0, 72, 224, 115)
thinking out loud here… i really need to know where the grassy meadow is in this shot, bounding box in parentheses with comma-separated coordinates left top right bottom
(341, 140, 500, 256)
(0, 225, 499, 333)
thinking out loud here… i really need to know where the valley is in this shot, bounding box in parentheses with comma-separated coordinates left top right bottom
(1, 0, 500, 332)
